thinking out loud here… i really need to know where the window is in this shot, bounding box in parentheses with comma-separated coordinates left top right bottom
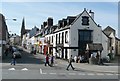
(82, 16, 89, 25)
(62, 32, 64, 44)
(65, 31, 68, 43)
(59, 33, 61, 44)
(52, 36, 53, 43)
(56, 34, 58, 44)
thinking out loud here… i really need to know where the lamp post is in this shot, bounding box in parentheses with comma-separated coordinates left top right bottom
(5, 18, 17, 21)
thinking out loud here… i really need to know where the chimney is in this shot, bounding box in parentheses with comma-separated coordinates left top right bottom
(47, 17, 53, 26)
(41, 25, 43, 29)
(63, 19, 67, 27)
(43, 21, 47, 27)
(58, 20, 63, 28)
(89, 10, 94, 20)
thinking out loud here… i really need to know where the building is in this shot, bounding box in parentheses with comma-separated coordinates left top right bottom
(51, 9, 106, 59)
(9, 34, 21, 45)
(21, 25, 39, 52)
(20, 18, 30, 45)
(103, 26, 118, 57)
(0, 13, 9, 57)
(116, 37, 120, 56)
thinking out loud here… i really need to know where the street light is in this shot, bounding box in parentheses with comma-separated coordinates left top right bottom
(5, 18, 17, 21)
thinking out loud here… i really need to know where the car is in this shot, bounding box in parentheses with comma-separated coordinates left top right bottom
(18, 48, 23, 51)
(13, 50, 22, 58)
(12, 47, 22, 58)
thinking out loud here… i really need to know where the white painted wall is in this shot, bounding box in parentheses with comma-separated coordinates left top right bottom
(53, 29, 70, 59)
(109, 32, 116, 58)
(101, 32, 109, 58)
(70, 10, 102, 56)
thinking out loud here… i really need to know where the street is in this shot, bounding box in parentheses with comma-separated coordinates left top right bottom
(2, 47, 119, 79)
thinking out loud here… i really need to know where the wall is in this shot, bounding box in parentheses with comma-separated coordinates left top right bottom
(70, 10, 108, 58)
(101, 32, 109, 57)
(53, 29, 70, 59)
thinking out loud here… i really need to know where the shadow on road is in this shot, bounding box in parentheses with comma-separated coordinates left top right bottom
(2, 49, 44, 65)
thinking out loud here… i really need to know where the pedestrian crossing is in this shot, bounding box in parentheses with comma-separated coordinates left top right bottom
(6, 68, 119, 76)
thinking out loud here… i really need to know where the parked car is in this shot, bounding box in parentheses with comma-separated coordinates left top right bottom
(12, 47, 22, 58)
(13, 50, 22, 58)
(18, 48, 23, 51)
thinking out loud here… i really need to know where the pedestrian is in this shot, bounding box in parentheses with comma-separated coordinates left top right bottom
(34, 49, 36, 55)
(50, 54, 54, 66)
(74, 55, 77, 63)
(66, 55, 75, 71)
(45, 54, 51, 66)
(11, 54, 16, 65)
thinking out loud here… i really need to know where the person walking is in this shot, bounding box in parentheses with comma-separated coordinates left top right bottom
(50, 54, 54, 66)
(66, 55, 75, 71)
(11, 54, 16, 65)
(45, 54, 51, 66)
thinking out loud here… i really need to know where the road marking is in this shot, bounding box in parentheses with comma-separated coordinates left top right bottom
(87, 73, 95, 75)
(42, 73, 47, 74)
(115, 74, 119, 75)
(49, 73, 56, 75)
(69, 73, 76, 75)
(40, 68, 42, 74)
(105, 73, 114, 75)
(59, 73, 66, 75)
(78, 73, 86, 75)
(96, 73, 104, 75)
(8, 68, 15, 70)
(21, 68, 28, 71)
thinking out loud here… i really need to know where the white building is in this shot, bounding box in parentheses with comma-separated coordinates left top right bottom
(51, 9, 108, 59)
(9, 35, 21, 45)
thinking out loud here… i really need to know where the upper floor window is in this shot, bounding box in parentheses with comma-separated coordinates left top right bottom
(65, 31, 68, 43)
(62, 32, 64, 44)
(52, 36, 53, 43)
(56, 34, 58, 44)
(59, 33, 61, 44)
(82, 16, 89, 25)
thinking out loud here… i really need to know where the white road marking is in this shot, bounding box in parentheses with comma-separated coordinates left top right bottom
(40, 68, 42, 74)
(115, 74, 119, 75)
(69, 73, 76, 75)
(105, 73, 114, 75)
(59, 73, 66, 75)
(8, 68, 15, 70)
(78, 73, 86, 75)
(96, 73, 104, 75)
(42, 73, 47, 74)
(49, 73, 56, 75)
(87, 73, 95, 75)
(21, 68, 28, 71)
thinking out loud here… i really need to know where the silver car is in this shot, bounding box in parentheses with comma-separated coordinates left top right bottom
(12, 47, 22, 58)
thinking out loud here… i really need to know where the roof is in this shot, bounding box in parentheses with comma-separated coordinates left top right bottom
(103, 26, 116, 36)
(116, 37, 120, 41)
(25, 29, 31, 33)
(87, 43, 103, 51)
(71, 9, 100, 28)
(102, 31, 110, 38)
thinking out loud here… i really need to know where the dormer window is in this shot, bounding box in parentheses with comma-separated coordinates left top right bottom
(82, 16, 89, 25)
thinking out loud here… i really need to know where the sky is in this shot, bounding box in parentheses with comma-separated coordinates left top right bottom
(1, 2, 118, 37)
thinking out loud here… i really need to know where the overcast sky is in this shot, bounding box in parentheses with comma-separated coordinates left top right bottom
(1, 2, 118, 37)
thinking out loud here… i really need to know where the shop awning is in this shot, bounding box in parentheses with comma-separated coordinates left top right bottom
(87, 43, 103, 51)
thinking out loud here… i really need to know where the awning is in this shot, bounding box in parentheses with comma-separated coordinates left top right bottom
(87, 43, 103, 51)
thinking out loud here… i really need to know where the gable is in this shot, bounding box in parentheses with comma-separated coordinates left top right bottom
(71, 9, 99, 28)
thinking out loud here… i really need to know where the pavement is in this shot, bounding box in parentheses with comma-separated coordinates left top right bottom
(18, 46, 119, 74)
